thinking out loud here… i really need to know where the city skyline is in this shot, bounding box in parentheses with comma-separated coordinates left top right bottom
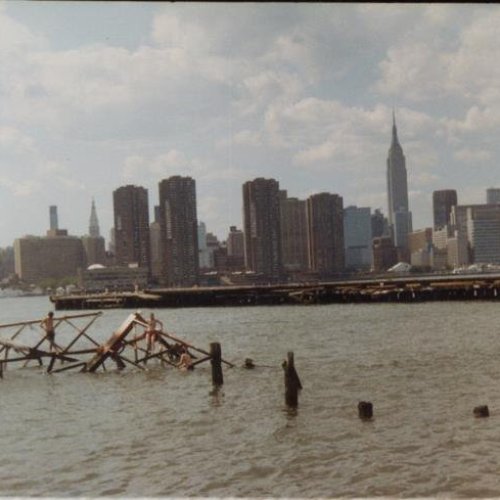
(2, 4, 500, 246)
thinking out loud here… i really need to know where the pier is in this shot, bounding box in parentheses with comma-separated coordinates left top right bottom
(51, 272, 500, 310)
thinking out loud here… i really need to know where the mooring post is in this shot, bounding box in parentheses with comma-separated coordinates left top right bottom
(283, 351, 302, 408)
(358, 401, 373, 420)
(210, 342, 223, 387)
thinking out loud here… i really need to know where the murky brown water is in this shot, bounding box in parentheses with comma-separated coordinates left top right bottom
(0, 297, 499, 497)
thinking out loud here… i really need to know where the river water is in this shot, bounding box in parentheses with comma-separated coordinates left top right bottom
(0, 296, 499, 497)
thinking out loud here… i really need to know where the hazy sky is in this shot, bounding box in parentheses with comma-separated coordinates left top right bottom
(1, 2, 499, 247)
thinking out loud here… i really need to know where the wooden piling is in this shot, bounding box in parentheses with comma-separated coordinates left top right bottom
(210, 342, 224, 386)
(283, 351, 302, 408)
(473, 405, 489, 418)
(358, 401, 373, 420)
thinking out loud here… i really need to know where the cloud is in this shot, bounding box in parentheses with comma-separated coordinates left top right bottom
(453, 148, 492, 164)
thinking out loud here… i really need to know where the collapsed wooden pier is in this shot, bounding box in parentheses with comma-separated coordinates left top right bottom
(52, 272, 500, 310)
(0, 312, 234, 377)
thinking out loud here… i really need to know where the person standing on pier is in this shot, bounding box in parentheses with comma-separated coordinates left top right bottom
(41, 311, 57, 352)
(145, 313, 162, 362)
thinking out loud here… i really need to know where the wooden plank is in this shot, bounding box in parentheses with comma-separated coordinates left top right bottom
(83, 312, 147, 372)
(0, 312, 101, 330)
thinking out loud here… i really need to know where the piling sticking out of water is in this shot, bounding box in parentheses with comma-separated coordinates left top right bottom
(283, 351, 302, 408)
(473, 405, 489, 417)
(210, 342, 224, 387)
(358, 401, 373, 420)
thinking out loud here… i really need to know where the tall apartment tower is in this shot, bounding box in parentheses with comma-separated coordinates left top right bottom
(242, 178, 282, 282)
(433, 189, 457, 230)
(279, 191, 308, 272)
(306, 192, 344, 277)
(158, 176, 199, 287)
(49, 206, 58, 231)
(113, 185, 151, 271)
(387, 112, 412, 250)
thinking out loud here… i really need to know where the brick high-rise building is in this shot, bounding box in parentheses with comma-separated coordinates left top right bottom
(306, 192, 344, 277)
(113, 185, 151, 271)
(158, 176, 199, 287)
(242, 178, 282, 282)
(226, 226, 245, 270)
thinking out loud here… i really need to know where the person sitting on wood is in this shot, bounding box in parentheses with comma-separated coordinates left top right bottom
(177, 345, 193, 371)
(41, 311, 57, 352)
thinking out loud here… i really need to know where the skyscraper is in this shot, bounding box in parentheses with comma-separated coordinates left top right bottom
(433, 189, 457, 230)
(387, 112, 412, 251)
(82, 198, 106, 266)
(89, 198, 100, 238)
(344, 206, 372, 270)
(279, 191, 308, 272)
(49, 206, 58, 231)
(306, 192, 344, 277)
(242, 178, 282, 282)
(158, 176, 199, 287)
(113, 185, 151, 271)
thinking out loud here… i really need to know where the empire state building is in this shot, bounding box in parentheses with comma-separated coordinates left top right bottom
(387, 112, 412, 253)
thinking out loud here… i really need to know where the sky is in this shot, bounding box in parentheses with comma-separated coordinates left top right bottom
(1, 2, 500, 247)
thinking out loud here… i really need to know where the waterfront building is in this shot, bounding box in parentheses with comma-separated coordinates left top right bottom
(306, 192, 344, 277)
(159, 176, 199, 287)
(433, 190, 457, 230)
(226, 226, 245, 270)
(386, 112, 412, 251)
(82, 199, 106, 266)
(79, 264, 149, 292)
(432, 227, 450, 270)
(113, 185, 151, 272)
(408, 228, 432, 268)
(242, 178, 282, 282)
(343, 206, 372, 271)
(279, 191, 309, 273)
(486, 188, 500, 205)
(14, 233, 85, 284)
(149, 219, 162, 283)
(372, 236, 397, 272)
(447, 230, 469, 268)
(198, 222, 210, 269)
(466, 207, 500, 264)
(450, 204, 500, 265)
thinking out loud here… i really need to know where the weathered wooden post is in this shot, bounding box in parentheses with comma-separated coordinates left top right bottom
(358, 401, 373, 420)
(283, 351, 302, 408)
(210, 342, 223, 386)
(473, 405, 489, 418)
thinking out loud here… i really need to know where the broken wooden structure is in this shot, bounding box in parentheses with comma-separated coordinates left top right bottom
(0, 311, 234, 377)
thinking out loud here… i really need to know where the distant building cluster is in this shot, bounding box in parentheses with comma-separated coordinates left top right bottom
(11, 114, 500, 290)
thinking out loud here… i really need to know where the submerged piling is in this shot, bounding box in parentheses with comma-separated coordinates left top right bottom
(358, 401, 373, 420)
(210, 342, 224, 387)
(473, 405, 489, 418)
(283, 351, 302, 408)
